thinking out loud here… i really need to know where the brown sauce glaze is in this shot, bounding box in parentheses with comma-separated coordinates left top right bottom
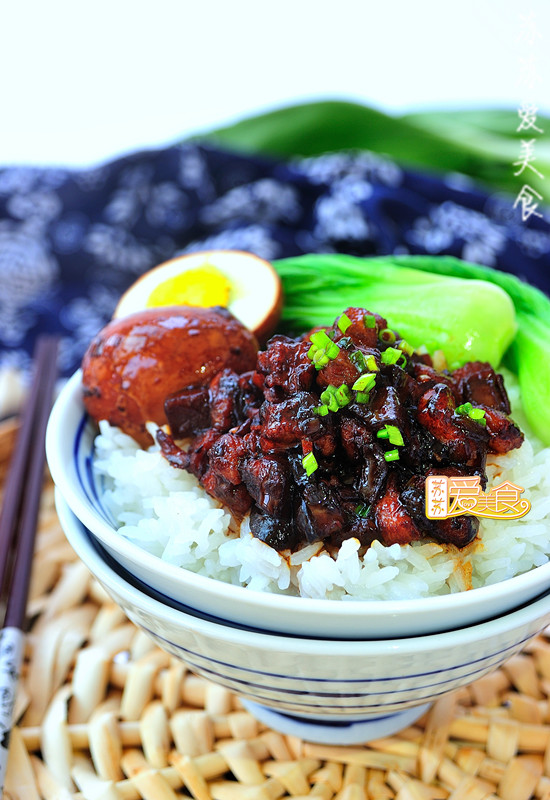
(157, 307, 524, 553)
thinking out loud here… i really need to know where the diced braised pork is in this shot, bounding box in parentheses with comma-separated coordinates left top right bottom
(157, 307, 524, 554)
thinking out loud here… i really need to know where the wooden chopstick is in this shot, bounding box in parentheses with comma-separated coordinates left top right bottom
(0, 335, 59, 793)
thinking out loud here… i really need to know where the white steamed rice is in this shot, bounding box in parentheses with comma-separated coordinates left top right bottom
(92, 371, 550, 600)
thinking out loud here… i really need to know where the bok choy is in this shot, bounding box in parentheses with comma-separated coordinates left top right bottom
(273, 254, 550, 445)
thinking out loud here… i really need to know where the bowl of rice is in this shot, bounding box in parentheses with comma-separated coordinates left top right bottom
(55, 484, 550, 744)
(46, 368, 550, 640)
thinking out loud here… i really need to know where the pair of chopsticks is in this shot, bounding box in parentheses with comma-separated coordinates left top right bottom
(0, 336, 59, 792)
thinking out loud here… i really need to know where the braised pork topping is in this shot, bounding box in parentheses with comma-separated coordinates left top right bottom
(157, 308, 523, 553)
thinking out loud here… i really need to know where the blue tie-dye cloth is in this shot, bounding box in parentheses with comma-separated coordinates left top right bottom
(0, 143, 548, 378)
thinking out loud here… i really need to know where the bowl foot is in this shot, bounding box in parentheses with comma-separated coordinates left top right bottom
(241, 700, 432, 745)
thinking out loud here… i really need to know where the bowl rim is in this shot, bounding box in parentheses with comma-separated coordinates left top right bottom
(47, 369, 550, 625)
(56, 489, 550, 656)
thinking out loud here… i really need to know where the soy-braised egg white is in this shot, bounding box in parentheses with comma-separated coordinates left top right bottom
(113, 250, 282, 344)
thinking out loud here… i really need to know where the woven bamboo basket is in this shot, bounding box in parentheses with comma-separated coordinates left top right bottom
(2, 416, 550, 800)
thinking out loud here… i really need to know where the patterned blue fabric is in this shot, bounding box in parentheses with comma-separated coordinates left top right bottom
(0, 144, 549, 378)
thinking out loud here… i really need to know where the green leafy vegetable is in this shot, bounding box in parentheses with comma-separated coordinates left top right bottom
(190, 100, 550, 199)
(272, 254, 550, 445)
(274, 254, 517, 369)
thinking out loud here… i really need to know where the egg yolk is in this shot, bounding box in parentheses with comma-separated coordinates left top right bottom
(145, 265, 231, 309)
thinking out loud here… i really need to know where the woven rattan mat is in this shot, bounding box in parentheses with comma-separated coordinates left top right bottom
(2, 418, 550, 800)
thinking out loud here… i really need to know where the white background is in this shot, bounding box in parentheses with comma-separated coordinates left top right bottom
(1, 0, 549, 167)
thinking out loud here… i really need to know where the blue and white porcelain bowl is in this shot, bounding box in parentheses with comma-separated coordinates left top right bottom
(46, 372, 550, 640)
(56, 489, 550, 743)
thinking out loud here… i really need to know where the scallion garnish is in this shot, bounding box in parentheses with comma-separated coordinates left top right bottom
(381, 347, 402, 365)
(379, 328, 396, 344)
(468, 408, 487, 425)
(388, 425, 404, 446)
(352, 373, 377, 392)
(302, 452, 318, 476)
(320, 384, 351, 411)
(384, 449, 400, 462)
(349, 351, 368, 372)
(455, 401, 487, 426)
(338, 313, 352, 334)
(355, 391, 370, 403)
(310, 330, 333, 349)
(365, 355, 379, 372)
(335, 384, 352, 407)
(307, 329, 340, 370)
(312, 350, 330, 369)
(355, 503, 371, 517)
(376, 424, 404, 446)
(320, 386, 340, 412)
(313, 404, 329, 416)
(364, 314, 377, 329)
(397, 339, 414, 357)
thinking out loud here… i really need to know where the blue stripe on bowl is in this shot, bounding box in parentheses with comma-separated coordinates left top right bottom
(256, 705, 404, 727)
(157, 659, 508, 712)
(159, 648, 508, 698)
(74, 413, 116, 527)
(145, 624, 539, 688)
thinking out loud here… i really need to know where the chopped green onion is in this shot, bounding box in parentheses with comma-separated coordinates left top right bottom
(320, 387, 340, 412)
(377, 424, 404, 446)
(455, 402, 487, 426)
(310, 330, 333, 348)
(320, 384, 349, 412)
(326, 342, 340, 359)
(313, 404, 329, 416)
(384, 449, 400, 462)
(338, 313, 352, 334)
(397, 339, 414, 357)
(468, 408, 487, 425)
(365, 355, 379, 372)
(302, 452, 318, 476)
(379, 328, 396, 344)
(355, 391, 370, 404)
(397, 354, 407, 368)
(335, 384, 352, 407)
(338, 336, 352, 349)
(355, 503, 371, 518)
(352, 373, 376, 392)
(387, 425, 404, 446)
(312, 350, 330, 369)
(307, 331, 340, 370)
(364, 314, 377, 329)
(381, 347, 402, 365)
(349, 351, 367, 371)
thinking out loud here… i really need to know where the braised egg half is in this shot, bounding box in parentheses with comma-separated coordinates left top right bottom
(113, 250, 283, 343)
